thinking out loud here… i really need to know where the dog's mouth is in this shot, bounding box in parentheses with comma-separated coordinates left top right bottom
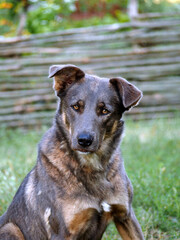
(74, 148, 95, 154)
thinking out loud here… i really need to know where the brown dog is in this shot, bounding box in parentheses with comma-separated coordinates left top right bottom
(0, 64, 144, 240)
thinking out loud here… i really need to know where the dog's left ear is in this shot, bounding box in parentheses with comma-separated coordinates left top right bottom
(110, 77, 143, 110)
(48, 64, 85, 96)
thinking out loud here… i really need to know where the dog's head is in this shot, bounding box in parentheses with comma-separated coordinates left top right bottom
(49, 64, 142, 154)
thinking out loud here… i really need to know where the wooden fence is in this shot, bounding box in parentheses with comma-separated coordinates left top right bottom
(0, 12, 180, 127)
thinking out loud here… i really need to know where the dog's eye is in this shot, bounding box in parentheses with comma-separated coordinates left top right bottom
(72, 104, 79, 111)
(101, 108, 110, 115)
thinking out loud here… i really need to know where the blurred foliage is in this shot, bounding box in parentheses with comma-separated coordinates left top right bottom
(139, 0, 180, 13)
(0, 0, 179, 36)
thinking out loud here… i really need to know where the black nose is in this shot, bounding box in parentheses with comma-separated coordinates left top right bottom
(77, 133, 94, 147)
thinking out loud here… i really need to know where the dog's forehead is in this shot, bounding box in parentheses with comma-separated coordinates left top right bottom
(66, 73, 117, 103)
(85, 74, 109, 91)
(81, 74, 113, 96)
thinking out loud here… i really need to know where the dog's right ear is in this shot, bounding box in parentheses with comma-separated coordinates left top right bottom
(48, 64, 85, 96)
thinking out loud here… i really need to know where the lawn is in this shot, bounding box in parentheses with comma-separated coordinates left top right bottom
(0, 118, 179, 239)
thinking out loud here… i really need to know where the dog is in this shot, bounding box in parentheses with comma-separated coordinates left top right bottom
(0, 64, 144, 240)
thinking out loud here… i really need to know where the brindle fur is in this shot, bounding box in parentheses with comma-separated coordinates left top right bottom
(0, 64, 144, 240)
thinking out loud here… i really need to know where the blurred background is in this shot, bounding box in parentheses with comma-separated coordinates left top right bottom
(0, 1, 180, 239)
(0, 0, 180, 127)
(0, 0, 180, 36)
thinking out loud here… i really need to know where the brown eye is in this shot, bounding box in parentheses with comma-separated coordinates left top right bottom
(102, 108, 109, 115)
(72, 105, 79, 111)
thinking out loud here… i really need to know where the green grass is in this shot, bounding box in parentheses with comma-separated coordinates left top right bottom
(0, 119, 180, 239)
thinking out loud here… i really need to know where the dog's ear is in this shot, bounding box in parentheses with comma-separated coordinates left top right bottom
(48, 64, 85, 95)
(110, 77, 142, 110)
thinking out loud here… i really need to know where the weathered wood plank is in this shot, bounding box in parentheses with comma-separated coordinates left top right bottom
(129, 105, 180, 114)
(0, 111, 54, 122)
(0, 76, 48, 83)
(0, 88, 52, 98)
(82, 56, 180, 71)
(92, 63, 180, 76)
(0, 103, 56, 115)
(141, 93, 180, 106)
(0, 118, 53, 128)
(0, 82, 51, 90)
(0, 94, 55, 107)
(125, 112, 179, 120)
(0, 47, 62, 57)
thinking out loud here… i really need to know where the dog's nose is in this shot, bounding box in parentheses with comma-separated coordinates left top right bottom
(77, 133, 94, 147)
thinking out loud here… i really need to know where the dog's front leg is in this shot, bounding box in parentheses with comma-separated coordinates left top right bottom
(114, 208, 144, 240)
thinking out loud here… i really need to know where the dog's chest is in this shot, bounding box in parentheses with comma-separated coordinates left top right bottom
(62, 198, 111, 239)
(59, 166, 129, 238)
(61, 192, 129, 239)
